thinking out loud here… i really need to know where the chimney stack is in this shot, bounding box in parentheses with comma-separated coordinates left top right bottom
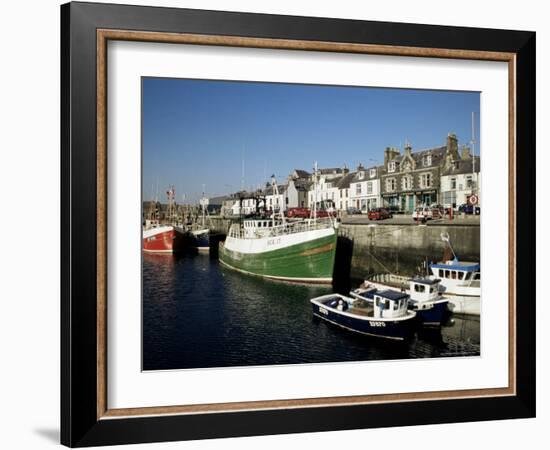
(446, 133, 459, 160)
(461, 146, 471, 160)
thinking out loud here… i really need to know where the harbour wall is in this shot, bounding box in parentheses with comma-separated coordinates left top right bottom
(336, 223, 480, 280)
(208, 217, 480, 280)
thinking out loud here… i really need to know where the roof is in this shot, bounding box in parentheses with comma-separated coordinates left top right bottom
(293, 169, 311, 178)
(319, 167, 345, 175)
(442, 156, 480, 176)
(376, 290, 409, 301)
(263, 184, 287, 195)
(336, 171, 356, 189)
(431, 261, 480, 272)
(208, 195, 230, 205)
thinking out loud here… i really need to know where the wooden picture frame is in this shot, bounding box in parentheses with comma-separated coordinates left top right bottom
(61, 1, 535, 446)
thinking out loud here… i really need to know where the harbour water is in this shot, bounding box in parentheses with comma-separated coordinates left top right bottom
(143, 252, 480, 371)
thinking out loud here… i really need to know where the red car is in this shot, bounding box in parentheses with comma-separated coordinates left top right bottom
(286, 207, 310, 218)
(368, 208, 392, 220)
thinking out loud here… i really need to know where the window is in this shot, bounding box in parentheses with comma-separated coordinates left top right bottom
(466, 175, 473, 188)
(451, 271, 457, 279)
(445, 270, 450, 278)
(388, 161, 396, 172)
(367, 182, 373, 194)
(423, 154, 432, 167)
(451, 178, 457, 190)
(439, 269, 444, 277)
(358, 171, 364, 180)
(420, 173, 432, 188)
(414, 284, 425, 293)
(356, 184, 362, 195)
(473, 273, 481, 281)
(370, 168, 376, 178)
(386, 178, 396, 192)
(458, 272, 464, 280)
(402, 175, 412, 190)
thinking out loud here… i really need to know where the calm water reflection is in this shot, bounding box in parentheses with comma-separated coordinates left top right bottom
(143, 253, 480, 371)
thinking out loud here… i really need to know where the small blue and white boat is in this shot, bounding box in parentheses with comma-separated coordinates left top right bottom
(310, 290, 416, 341)
(352, 278, 449, 326)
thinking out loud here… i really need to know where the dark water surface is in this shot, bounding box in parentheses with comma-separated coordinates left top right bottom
(143, 253, 480, 371)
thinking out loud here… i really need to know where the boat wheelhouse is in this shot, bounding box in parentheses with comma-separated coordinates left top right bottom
(310, 290, 416, 340)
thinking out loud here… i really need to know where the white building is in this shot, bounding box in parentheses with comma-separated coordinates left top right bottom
(350, 164, 382, 212)
(307, 167, 356, 213)
(440, 155, 481, 208)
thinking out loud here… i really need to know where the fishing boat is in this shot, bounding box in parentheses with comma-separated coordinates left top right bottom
(351, 278, 449, 326)
(427, 233, 480, 315)
(219, 169, 338, 283)
(186, 193, 211, 252)
(142, 186, 186, 254)
(310, 290, 416, 340)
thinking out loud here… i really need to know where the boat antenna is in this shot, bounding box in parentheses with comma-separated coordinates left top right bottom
(440, 232, 458, 261)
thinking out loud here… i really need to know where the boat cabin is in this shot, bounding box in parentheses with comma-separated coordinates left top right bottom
(373, 290, 410, 319)
(430, 260, 480, 287)
(409, 278, 441, 305)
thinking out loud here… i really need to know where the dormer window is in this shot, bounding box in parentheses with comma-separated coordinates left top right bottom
(358, 171, 364, 180)
(388, 161, 396, 173)
(423, 154, 432, 167)
(369, 168, 376, 178)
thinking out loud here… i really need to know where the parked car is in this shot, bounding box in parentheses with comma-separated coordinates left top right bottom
(313, 209, 332, 218)
(413, 206, 433, 221)
(286, 207, 310, 219)
(458, 204, 481, 215)
(368, 208, 392, 220)
(346, 207, 362, 215)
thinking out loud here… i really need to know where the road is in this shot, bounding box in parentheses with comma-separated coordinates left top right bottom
(341, 213, 480, 226)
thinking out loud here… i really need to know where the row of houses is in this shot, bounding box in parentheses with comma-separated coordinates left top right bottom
(211, 133, 480, 216)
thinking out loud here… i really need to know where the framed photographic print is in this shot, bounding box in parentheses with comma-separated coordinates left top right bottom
(61, 1, 536, 447)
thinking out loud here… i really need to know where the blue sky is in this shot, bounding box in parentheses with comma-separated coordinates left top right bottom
(142, 77, 480, 203)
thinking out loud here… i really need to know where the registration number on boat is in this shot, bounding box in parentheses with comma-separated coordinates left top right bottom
(369, 321, 386, 327)
(319, 307, 329, 315)
(267, 238, 281, 246)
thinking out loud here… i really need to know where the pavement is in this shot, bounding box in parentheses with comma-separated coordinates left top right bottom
(341, 213, 480, 226)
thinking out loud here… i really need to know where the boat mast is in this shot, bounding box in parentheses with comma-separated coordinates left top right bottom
(471, 111, 476, 196)
(312, 161, 318, 224)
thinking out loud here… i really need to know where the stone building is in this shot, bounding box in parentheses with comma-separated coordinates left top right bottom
(349, 164, 382, 212)
(380, 133, 462, 212)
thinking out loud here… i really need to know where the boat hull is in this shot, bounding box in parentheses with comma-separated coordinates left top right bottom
(142, 226, 186, 254)
(311, 302, 415, 341)
(445, 294, 480, 315)
(219, 231, 337, 283)
(412, 301, 450, 326)
(184, 229, 211, 252)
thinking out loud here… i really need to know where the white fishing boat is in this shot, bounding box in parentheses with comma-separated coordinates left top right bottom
(427, 233, 480, 315)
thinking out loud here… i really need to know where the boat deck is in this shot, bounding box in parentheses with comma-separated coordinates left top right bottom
(348, 306, 374, 317)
